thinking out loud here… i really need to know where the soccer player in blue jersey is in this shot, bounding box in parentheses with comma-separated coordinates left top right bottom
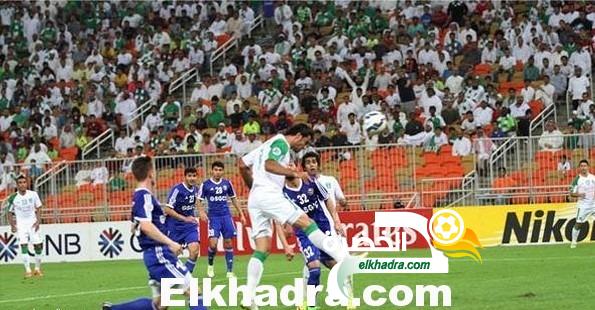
(197, 161, 247, 279)
(103, 156, 206, 310)
(284, 152, 356, 310)
(164, 167, 200, 274)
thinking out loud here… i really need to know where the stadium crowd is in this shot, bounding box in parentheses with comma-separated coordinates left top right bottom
(0, 0, 593, 191)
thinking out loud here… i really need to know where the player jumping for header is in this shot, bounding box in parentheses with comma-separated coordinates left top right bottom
(103, 156, 206, 310)
(239, 124, 350, 310)
(569, 159, 595, 248)
(164, 167, 200, 274)
(6, 175, 44, 278)
(197, 161, 247, 279)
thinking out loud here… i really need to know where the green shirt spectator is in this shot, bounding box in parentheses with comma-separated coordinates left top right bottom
(207, 105, 225, 128)
(17, 146, 28, 162)
(296, 6, 312, 24)
(523, 63, 540, 81)
(40, 24, 57, 44)
(108, 174, 127, 192)
(10, 20, 23, 38)
(243, 117, 261, 135)
(47, 148, 59, 160)
(497, 114, 517, 133)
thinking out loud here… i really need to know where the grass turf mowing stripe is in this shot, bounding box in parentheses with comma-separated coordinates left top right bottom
(0, 271, 302, 304)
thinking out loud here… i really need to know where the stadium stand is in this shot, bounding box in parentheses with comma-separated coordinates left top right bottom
(0, 1, 593, 223)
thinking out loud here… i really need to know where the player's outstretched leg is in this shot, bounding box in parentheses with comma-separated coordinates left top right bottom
(243, 238, 270, 310)
(294, 217, 347, 263)
(223, 239, 235, 278)
(571, 222, 585, 248)
(21, 245, 32, 278)
(102, 298, 154, 310)
(186, 241, 199, 273)
(207, 238, 217, 278)
(33, 243, 43, 276)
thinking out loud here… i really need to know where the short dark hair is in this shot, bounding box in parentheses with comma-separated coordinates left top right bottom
(285, 123, 314, 139)
(301, 151, 320, 168)
(579, 159, 589, 166)
(184, 167, 197, 176)
(212, 161, 224, 169)
(131, 156, 153, 182)
(16, 174, 27, 181)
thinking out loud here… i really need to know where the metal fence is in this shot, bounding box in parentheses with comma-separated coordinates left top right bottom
(1, 134, 591, 224)
(0, 144, 428, 224)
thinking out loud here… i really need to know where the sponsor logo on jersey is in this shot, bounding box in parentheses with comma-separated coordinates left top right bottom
(98, 228, 124, 258)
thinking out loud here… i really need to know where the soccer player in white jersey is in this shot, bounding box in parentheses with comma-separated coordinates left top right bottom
(569, 159, 595, 248)
(238, 124, 349, 310)
(6, 175, 44, 278)
(316, 166, 348, 210)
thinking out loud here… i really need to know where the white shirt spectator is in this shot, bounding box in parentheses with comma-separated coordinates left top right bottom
(535, 83, 556, 107)
(237, 81, 252, 99)
(445, 75, 464, 95)
(336, 101, 360, 125)
(578, 99, 594, 119)
(207, 83, 224, 99)
(88, 99, 105, 117)
(474, 106, 494, 126)
(558, 160, 571, 172)
(190, 84, 208, 103)
(116, 52, 133, 66)
(569, 49, 592, 74)
(276, 94, 301, 116)
(452, 136, 472, 156)
(420, 94, 442, 117)
(144, 113, 162, 132)
(25, 150, 51, 169)
(42, 124, 58, 141)
(90, 166, 109, 184)
(499, 55, 516, 70)
(568, 75, 590, 100)
(115, 135, 135, 154)
(115, 97, 137, 123)
(340, 121, 362, 145)
(189, 47, 204, 66)
(423, 131, 449, 149)
(231, 137, 250, 155)
(510, 102, 531, 118)
(75, 169, 92, 187)
(133, 125, 151, 144)
(520, 86, 535, 103)
(172, 56, 190, 73)
(538, 129, 564, 151)
(481, 47, 498, 63)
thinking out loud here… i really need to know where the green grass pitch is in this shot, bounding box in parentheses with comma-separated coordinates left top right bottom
(0, 244, 592, 309)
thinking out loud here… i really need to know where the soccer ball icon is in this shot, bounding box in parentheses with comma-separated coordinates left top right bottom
(434, 215, 459, 240)
(429, 209, 465, 245)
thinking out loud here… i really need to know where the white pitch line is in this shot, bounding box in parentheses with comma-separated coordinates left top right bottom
(0, 271, 302, 304)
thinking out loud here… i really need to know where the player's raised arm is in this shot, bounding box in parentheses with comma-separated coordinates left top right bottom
(5, 194, 16, 233)
(332, 177, 348, 209)
(569, 175, 585, 198)
(139, 221, 181, 255)
(274, 220, 294, 261)
(230, 197, 247, 225)
(196, 183, 208, 222)
(238, 156, 254, 189)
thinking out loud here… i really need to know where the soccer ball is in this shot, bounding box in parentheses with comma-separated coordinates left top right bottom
(433, 215, 460, 240)
(362, 111, 388, 135)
